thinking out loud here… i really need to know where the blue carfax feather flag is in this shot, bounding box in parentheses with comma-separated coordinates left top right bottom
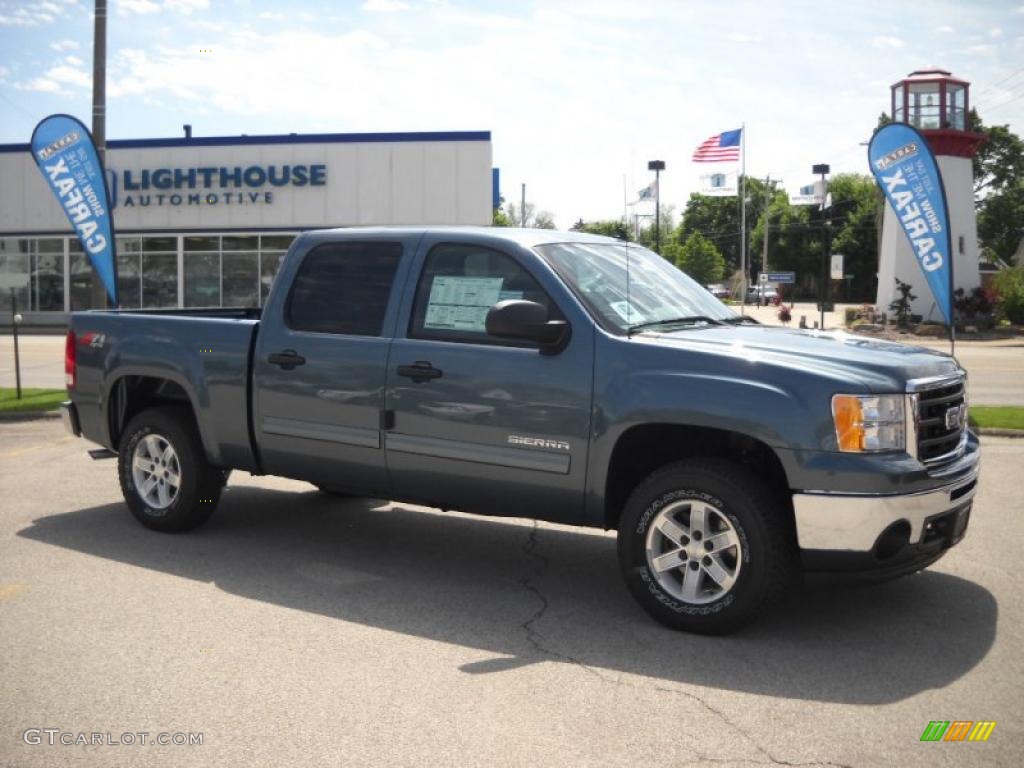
(868, 122, 953, 326)
(30, 114, 119, 306)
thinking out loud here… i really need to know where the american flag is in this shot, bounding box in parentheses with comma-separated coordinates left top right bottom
(692, 129, 742, 163)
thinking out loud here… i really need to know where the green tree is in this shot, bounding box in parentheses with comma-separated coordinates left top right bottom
(676, 232, 726, 285)
(570, 219, 631, 240)
(677, 176, 769, 273)
(492, 207, 512, 227)
(506, 201, 556, 229)
(828, 173, 881, 301)
(970, 110, 1024, 264)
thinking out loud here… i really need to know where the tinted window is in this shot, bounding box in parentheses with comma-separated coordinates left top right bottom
(410, 243, 555, 344)
(287, 242, 402, 336)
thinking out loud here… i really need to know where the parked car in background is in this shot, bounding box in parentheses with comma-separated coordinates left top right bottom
(706, 283, 731, 299)
(747, 284, 779, 304)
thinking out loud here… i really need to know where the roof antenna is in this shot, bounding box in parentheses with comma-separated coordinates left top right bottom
(626, 243, 633, 337)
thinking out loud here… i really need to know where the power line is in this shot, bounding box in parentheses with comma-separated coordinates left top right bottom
(974, 66, 1024, 98)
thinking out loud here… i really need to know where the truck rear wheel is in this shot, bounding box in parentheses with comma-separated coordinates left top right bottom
(118, 406, 222, 532)
(617, 458, 796, 634)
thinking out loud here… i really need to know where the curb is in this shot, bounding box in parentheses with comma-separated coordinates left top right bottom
(976, 427, 1024, 438)
(0, 410, 62, 422)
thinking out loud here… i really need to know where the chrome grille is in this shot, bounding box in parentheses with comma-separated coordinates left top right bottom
(911, 376, 967, 464)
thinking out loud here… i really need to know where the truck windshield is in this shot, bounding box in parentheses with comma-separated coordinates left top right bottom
(536, 242, 738, 334)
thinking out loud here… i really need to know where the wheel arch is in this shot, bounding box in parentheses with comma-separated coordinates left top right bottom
(602, 423, 792, 531)
(105, 372, 219, 464)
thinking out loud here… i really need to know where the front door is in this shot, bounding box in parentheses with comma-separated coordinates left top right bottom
(385, 239, 593, 523)
(253, 236, 414, 494)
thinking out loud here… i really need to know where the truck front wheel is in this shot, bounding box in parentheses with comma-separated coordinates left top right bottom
(617, 458, 796, 634)
(118, 406, 222, 532)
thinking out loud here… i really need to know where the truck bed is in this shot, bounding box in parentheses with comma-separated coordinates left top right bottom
(69, 308, 261, 471)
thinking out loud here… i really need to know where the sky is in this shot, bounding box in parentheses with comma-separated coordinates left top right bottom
(1, 0, 1023, 228)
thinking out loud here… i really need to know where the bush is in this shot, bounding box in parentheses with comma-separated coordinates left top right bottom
(993, 267, 1024, 324)
(954, 286, 998, 330)
(844, 307, 858, 326)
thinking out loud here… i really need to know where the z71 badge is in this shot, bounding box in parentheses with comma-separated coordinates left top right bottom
(508, 435, 571, 451)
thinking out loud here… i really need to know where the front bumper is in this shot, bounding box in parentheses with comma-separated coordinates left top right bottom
(60, 400, 81, 437)
(793, 454, 979, 573)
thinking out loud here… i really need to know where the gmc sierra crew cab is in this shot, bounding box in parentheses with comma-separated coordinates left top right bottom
(61, 227, 980, 633)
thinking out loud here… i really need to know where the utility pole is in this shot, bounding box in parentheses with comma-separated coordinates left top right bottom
(647, 160, 665, 253)
(91, 0, 108, 309)
(760, 176, 780, 277)
(520, 183, 526, 227)
(812, 163, 831, 329)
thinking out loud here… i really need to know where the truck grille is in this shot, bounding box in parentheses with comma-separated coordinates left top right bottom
(915, 378, 966, 464)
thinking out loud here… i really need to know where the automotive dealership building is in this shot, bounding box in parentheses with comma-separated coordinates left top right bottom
(0, 130, 494, 326)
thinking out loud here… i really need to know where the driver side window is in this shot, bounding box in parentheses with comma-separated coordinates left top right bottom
(409, 243, 556, 345)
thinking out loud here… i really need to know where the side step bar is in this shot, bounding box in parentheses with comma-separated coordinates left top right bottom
(88, 448, 117, 460)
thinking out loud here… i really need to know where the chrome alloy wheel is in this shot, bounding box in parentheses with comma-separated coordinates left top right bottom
(644, 499, 743, 604)
(131, 434, 181, 510)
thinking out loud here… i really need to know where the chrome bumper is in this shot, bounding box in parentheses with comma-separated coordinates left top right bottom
(793, 466, 979, 552)
(60, 400, 81, 437)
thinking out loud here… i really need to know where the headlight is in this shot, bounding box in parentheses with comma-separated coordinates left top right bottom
(831, 394, 905, 452)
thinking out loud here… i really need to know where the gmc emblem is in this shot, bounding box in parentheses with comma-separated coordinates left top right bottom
(945, 403, 966, 431)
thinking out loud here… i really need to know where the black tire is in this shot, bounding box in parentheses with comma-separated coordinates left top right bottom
(617, 458, 797, 634)
(118, 406, 222, 532)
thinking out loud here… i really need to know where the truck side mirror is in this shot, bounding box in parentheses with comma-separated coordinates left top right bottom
(485, 300, 570, 355)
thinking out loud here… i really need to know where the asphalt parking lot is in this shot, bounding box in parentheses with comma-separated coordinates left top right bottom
(0, 418, 1021, 767)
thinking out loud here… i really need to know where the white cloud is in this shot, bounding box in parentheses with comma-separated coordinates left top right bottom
(117, 0, 207, 14)
(258, 11, 285, 21)
(935, 25, 954, 34)
(14, 77, 62, 92)
(45, 64, 91, 87)
(871, 35, 905, 49)
(965, 43, 995, 55)
(118, 0, 160, 14)
(49, 39, 81, 51)
(163, 0, 209, 13)
(726, 33, 760, 44)
(989, 27, 1002, 38)
(65, 54, 84, 66)
(0, 6, 56, 26)
(362, 0, 410, 12)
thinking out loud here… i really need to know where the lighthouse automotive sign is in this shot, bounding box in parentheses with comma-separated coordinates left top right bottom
(868, 122, 954, 326)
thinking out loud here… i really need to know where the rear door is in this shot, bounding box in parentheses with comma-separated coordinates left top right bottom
(253, 234, 417, 493)
(384, 238, 594, 523)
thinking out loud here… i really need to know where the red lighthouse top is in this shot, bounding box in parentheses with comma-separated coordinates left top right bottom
(891, 67, 985, 158)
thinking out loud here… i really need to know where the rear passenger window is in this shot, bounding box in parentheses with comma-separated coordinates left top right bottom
(409, 243, 557, 344)
(286, 242, 402, 336)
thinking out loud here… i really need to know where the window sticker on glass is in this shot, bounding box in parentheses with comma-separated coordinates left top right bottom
(424, 276, 505, 332)
(610, 301, 646, 325)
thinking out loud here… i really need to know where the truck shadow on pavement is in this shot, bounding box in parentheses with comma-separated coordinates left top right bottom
(19, 486, 997, 705)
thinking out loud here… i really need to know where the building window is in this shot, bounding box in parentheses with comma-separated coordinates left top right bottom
(184, 236, 220, 308)
(0, 238, 31, 313)
(32, 239, 65, 311)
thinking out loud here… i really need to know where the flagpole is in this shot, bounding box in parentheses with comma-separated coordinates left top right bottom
(740, 122, 746, 313)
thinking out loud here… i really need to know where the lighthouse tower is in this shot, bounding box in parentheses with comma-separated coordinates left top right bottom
(876, 67, 986, 322)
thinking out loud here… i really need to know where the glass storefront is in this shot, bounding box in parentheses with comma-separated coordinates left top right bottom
(0, 237, 65, 313)
(1, 232, 294, 316)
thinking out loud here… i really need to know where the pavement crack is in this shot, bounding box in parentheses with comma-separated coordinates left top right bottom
(514, 524, 850, 768)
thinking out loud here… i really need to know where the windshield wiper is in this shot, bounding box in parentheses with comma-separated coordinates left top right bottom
(722, 315, 761, 325)
(628, 316, 725, 334)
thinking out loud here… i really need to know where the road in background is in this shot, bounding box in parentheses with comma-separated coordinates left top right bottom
(4, 319, 1020, 404)
(0, 419, 1021, 767)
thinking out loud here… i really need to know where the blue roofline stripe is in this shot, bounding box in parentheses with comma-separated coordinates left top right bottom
(0, 130, 491, 154)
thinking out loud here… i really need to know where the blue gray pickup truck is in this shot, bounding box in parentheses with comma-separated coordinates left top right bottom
(62, 227, 979, 633)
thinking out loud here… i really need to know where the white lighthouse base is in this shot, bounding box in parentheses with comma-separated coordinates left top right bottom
(876, 154, 981, 324)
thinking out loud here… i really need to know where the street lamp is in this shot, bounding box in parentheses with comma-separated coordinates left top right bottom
(812, 163, 830, 329)
(648, 160, 665, 253)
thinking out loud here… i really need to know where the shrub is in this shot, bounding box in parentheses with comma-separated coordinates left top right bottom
(844, 307, 858, 326)
(993, 267, 1024, 324)
(889, 278, 917, 328)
